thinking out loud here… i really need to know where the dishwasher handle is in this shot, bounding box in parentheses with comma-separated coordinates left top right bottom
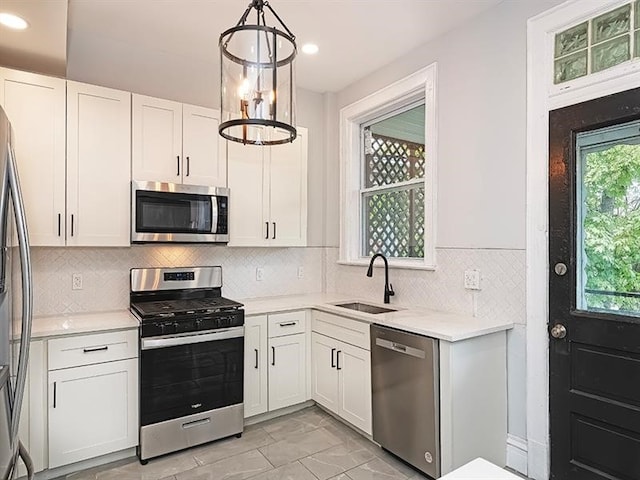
(375, 337, 426, 359)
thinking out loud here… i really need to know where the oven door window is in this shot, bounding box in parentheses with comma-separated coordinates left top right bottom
(136, 191, 213, 234)
(140, 337, 243, 425)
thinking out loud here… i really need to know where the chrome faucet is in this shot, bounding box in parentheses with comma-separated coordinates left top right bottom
(366, 253, 395, 304)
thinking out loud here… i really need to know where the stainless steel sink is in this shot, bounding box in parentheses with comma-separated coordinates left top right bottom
(334, 302, 397, 315)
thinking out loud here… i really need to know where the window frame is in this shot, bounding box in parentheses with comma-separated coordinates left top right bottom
(339, 63, 437, 269)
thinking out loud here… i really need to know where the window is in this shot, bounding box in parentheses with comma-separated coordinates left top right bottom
(340, 64, 436, 269)
(554, 1, 640, 85)
(361, 104, 425, 258)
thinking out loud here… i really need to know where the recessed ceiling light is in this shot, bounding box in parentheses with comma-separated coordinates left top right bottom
(0, 12, 28, 30)
(301, 43, 319, 55)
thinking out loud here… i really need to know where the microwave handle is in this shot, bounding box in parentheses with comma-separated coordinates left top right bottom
(211, 196, 218, 234)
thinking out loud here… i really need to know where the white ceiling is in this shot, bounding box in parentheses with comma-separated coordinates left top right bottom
(0, 0, 68, 76)
(0, 0, 504, 93)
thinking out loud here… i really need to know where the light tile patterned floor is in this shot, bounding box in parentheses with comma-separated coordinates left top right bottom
(59, 406, 430, 480)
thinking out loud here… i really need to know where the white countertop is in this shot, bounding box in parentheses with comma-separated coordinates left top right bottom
(240, 293, 513, 342)
(28, 310, 138, 338)
(440, 458, 522, 479)
(24, 293, 512, 342)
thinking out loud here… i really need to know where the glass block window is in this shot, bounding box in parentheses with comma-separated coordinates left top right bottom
(554, 2, 639, 84)
(360, 103, 426, 258)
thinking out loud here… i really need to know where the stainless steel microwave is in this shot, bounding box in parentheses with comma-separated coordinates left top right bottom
(131, 181, 229, 243)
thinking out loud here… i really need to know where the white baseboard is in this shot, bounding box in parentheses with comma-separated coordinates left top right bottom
(506, 434, 528, 477)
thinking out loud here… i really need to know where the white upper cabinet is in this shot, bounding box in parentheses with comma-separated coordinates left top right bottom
(182, 104, 226, 186)
(268, 128, 308, 247)
(0, 68, 66, 246)
(228, 126, 308, 247)
(132, 94, 226, 187)
(132, 95, 182, 184)
(67, 81, 131, 246)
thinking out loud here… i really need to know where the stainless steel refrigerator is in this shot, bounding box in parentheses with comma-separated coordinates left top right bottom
(0, 106, 34, 480)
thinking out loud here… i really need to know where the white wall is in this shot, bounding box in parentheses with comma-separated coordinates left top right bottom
(325, 0, 566, 446)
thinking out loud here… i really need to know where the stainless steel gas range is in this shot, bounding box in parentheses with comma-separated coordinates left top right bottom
(130, 266, 244, 463)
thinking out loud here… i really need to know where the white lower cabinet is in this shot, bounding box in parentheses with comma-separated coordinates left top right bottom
(47, 330, 139, 468)
(311, 312, 372, 434)
(244, 316, 268, 418)
(243, 311, 308, 417)
(268, 333, 307, 411)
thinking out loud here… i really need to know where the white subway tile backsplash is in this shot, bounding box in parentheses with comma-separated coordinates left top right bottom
(326, 247, 526, 325)
(31, 246, 325, 316)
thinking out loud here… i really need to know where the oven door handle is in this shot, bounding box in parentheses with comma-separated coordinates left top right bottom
(141, 326, 244, 350)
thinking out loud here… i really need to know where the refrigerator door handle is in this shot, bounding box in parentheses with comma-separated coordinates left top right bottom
(7, 139, 33, 449)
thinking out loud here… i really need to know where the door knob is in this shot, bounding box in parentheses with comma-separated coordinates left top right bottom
(550, 324, 567, 339)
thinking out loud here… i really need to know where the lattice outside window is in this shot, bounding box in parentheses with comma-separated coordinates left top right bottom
(360, 103, 425, 259)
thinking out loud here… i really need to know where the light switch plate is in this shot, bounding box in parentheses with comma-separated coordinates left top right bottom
(256, 267, 264, 281)
(72, 273, 83, 290)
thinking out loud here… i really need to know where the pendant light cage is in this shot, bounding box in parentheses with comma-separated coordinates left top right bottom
(219, 0, 297, 145)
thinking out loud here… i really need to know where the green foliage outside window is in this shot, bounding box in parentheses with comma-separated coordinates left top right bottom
(583, 144, 640, 313)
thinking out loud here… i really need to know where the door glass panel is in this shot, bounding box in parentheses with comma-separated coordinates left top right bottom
(577, 119, 640, 315)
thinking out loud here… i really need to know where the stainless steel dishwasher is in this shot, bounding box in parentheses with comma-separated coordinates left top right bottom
(371, 324, 440, 478)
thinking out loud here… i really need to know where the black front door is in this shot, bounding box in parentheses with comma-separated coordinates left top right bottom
(549, 87, 640, 479)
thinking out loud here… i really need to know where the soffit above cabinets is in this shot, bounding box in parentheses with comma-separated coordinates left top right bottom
(0, 0, 68, 77)
(0, 0, 503, 93)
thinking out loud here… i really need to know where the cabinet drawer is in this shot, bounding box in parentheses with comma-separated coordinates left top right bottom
(268, 311, 306, 338)
(311, 311, 370, 350)
(48, 329, 138, 370)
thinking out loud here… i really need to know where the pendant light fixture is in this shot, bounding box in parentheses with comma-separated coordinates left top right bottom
(219, 0, 297, 145)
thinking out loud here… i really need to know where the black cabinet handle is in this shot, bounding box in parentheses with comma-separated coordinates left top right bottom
(70, 214, 74, 237)
(271, 346, 275, 366)
(57, 214, 61, 237)
(53, 381, 57, 408)
(272, 222, 276, 239)
(177, 155, 180, 176)
(254, 348, 259, 369)
(186, 156, 190, 176)
(336, 350, 342, 370)
(331, 348, 336, 368)
(83, 346, 108, 353)
(265, 222, 269, 239)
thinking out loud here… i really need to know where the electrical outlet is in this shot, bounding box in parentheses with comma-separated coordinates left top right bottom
(256, 267, 264, 281)
(464, 269, 481, 290)
(297, 266, 304, 279)
(72, 273, 83, 290)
